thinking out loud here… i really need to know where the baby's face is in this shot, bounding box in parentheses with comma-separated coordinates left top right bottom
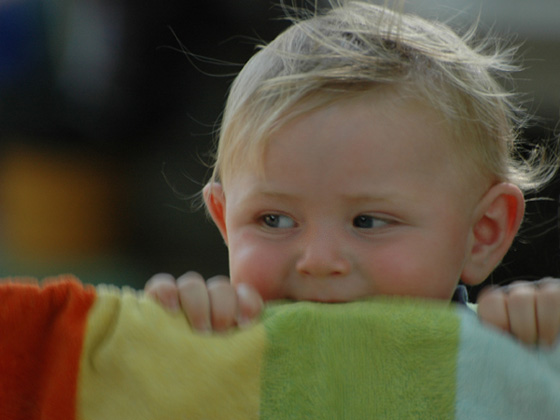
(214, 91, 486, 302)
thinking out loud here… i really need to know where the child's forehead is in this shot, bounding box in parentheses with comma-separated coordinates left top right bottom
(264, 86, 445, 150)
(222, 93, 489, 213)
(237, 91, 456, 176)
(220, 83, 486, 194)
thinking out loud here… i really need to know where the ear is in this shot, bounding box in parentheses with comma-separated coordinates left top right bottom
(203, 182, 228, 245)
(461, 182, 525, 286)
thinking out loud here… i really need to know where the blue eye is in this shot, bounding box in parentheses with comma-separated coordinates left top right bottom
(262, 214, 295, 229)
(353, 215, 388, 229)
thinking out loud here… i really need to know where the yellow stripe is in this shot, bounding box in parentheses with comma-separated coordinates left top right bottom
(77, 285, 265, 420)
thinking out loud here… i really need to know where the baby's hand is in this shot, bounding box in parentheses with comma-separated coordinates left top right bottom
(477, 278, 560, 347)
(145, 271, 263, 332)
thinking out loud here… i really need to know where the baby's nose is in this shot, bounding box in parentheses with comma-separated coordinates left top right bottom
(295, 230, 351, 277)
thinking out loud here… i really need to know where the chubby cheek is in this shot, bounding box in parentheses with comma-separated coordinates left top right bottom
(370, 243, 461, 300)
(228, 238, 288, 301)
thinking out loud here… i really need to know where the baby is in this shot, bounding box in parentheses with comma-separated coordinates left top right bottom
(146, 1, 560, 346)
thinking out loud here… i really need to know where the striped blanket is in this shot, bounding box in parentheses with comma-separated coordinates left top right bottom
(2, 276, 560, 419)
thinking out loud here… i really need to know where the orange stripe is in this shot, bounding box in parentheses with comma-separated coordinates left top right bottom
(0, 276, 96, 420)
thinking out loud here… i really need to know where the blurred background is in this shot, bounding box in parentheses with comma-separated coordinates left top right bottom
(0, 0, 558, 295)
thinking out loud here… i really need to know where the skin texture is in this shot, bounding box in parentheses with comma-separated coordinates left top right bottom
(214, 93, 496, 302)
(145, 89, 560, 347)
(477, 279, 560, 346)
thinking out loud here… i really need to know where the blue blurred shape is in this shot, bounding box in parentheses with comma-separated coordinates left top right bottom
(0, 0, 45, 87)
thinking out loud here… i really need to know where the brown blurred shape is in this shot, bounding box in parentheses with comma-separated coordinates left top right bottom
(0, 143, 124, 260)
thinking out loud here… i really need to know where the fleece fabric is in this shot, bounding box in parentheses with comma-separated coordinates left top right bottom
(1, 276, 559, 419)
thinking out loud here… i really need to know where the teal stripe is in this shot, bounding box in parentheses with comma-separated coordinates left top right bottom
(455, 308, 560, 419)
(260, 299, 459, 419)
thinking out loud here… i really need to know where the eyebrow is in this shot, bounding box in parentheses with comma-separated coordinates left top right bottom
(245, 188, 399, 204)
(340, 193, 394, 202)
(244, 190, 299, 202)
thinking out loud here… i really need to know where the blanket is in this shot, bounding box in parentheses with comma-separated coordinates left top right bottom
(1, 275, 560, 419)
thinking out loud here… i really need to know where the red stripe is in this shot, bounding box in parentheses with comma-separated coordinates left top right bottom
(0, 276, 96, 420)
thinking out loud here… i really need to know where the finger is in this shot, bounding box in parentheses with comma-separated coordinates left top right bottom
(235, 283, 264, 327)
(477, 286, 510, 332)
(207, 276, 238, 332)
(506, 282, 538, 345)
(177, 272, 212, 332)
(145, 273, 180, 312)
(535, 280, 560, 347)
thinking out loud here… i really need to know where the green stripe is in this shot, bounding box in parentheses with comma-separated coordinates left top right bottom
(260, 298, 459, 419)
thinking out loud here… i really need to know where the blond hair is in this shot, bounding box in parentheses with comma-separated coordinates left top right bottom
(210, 0, 556, 193)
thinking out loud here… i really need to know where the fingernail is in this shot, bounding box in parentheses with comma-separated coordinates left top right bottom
(236, 283, 250, 297)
